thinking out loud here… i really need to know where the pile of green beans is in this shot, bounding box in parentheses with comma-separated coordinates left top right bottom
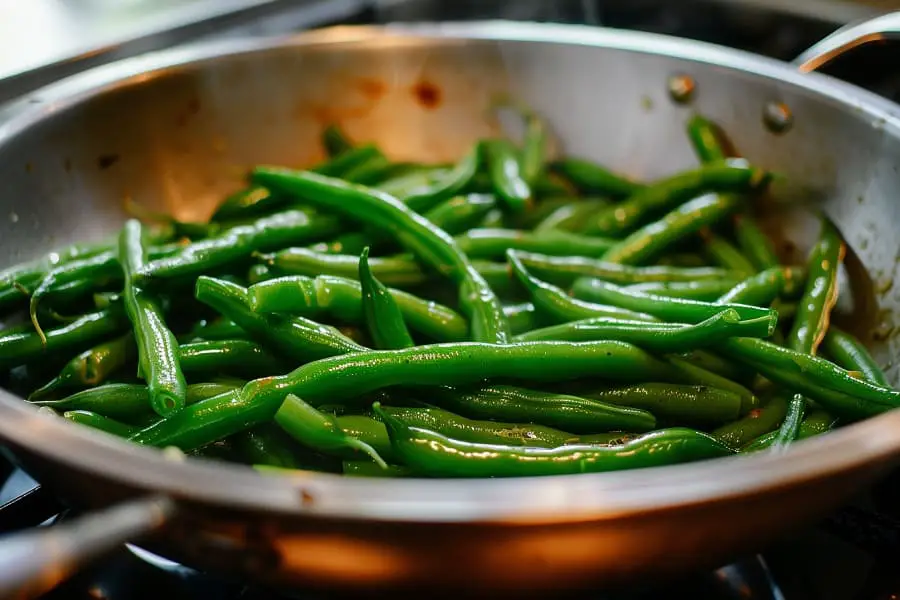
(1, 111, 896, 479)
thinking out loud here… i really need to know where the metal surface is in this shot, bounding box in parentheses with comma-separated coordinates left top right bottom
(796, 11, 900, 71)
(2, 21, 900, 592)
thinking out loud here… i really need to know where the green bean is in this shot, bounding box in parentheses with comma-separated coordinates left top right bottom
(582, 160, 769, 236)
(742, 409, 837, 451)
(456, 228, 615, 260)
(509, 250, 734, 288)
(700, 231, 756, 276)
(383, 406, 611, 447)
(359, 247, 415, 349)
(374, 404, 734, 478)
(717, 267, 805, 305)
(713, 395, 788, 448)
(195, 276, 366, 363)
(426, 384, 656, 433)
(716, 337, 900, 419)
(64, 410, 139, 438)
(534, 200, 610, 233)
(584, 383, 747, 425)
(136, 210, 343, 286)
(626, 280, 741, 301)
(257, 248, 512, 297)
(321, 123, 354, 157)
(252, 167, 510, 343)
(549, 158, 644, 199)
(514, 309, 773, 350)
(275, 394, 387, 467)
(507, 251, 658, 324)
(823, 326, 888, 386)
(120, 219, 186, 416)
(664, 356, 759, 414)
(184, 319, 247, 342)
(246, 275, 468, 343)
(572, 278, 776, 324)
(28, 333, 136, 400)
(232, 424, 303, 468)
(179, 339, 289, 378)
(601, 193, 742, 265)
(733, 214, 780, 271)
(32, 381, 241, 421)
(0, 307, 129, 371)
(503, 302, 537, 335)
(484, 139, 532, 214)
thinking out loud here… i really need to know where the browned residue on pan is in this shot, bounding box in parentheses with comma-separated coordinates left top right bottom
(412, 80, 441, 109)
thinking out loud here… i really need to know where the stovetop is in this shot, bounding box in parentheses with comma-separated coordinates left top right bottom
(3, 0, 900, 598)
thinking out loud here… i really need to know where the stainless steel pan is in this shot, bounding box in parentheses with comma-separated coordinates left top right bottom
(2, 16, 900, 597)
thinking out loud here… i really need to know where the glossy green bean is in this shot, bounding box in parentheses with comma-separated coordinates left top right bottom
(712, 395, 788, 448)
(602, 193, 742, 265)
(717, 267, 805, 305)
(823, 327, 888, 386)
(179, 339, 289, 378)
(742, 409, 837, 451)
(232, 424, 303, 468)
(549, 158, 644, 199)
(359, 247, 415, 349)
(28, 333, 136, 400)
(383, 406, 619, 447)
(456, 228, 615, 260)
(256, 248, 512, 296)
(246, 275, 468, 343)
(514, 309, 773, 350)
(686, 114, 727, 163)
(195, 276, 366, 363)
(582, 160, 769, 236)
(184, 319, 247, 342)
(375, 404, 734, 478)
(239, 341, 684, 427)
(700, 232, 756, 276)
(312, 144, 383, 178)
(626, 279, 741, 301)
(427, 384, 656, 433)
(252, 167, 509, 343)
(507, 252, 658, 324)
(508, 250, 734, 288)
(120, 219, 186, 416)
(136, 210, 342, 286)
(733, 214, 780, 271)
(534, 200, 610, 233)
(275, 394, 387, 467)
(32, 381, 241, 421)
(424, 194, 498, 235)
(686, 115, 779, 271)
(664, 356, 759, 414)
(64, 410, 139, 437)
(502, 302, 537, 335)
(321, 124, 354, 157)
(572, 277, 776, 325)
(484, 139, 532, 214)
(0, 307, 129, 370)
(584, 383, 746, 425)
(716, 337, 900, 419)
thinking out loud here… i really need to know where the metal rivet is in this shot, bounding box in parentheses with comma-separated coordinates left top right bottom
(667, 74, 696, 104)
(763, 102, 793, 134)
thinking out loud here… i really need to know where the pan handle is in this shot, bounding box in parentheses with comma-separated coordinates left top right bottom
(794, 11, 900, 73)
(0, 495, 174, 599)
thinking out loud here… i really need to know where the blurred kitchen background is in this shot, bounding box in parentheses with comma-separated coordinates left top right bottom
(2, 0, 900, 106)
